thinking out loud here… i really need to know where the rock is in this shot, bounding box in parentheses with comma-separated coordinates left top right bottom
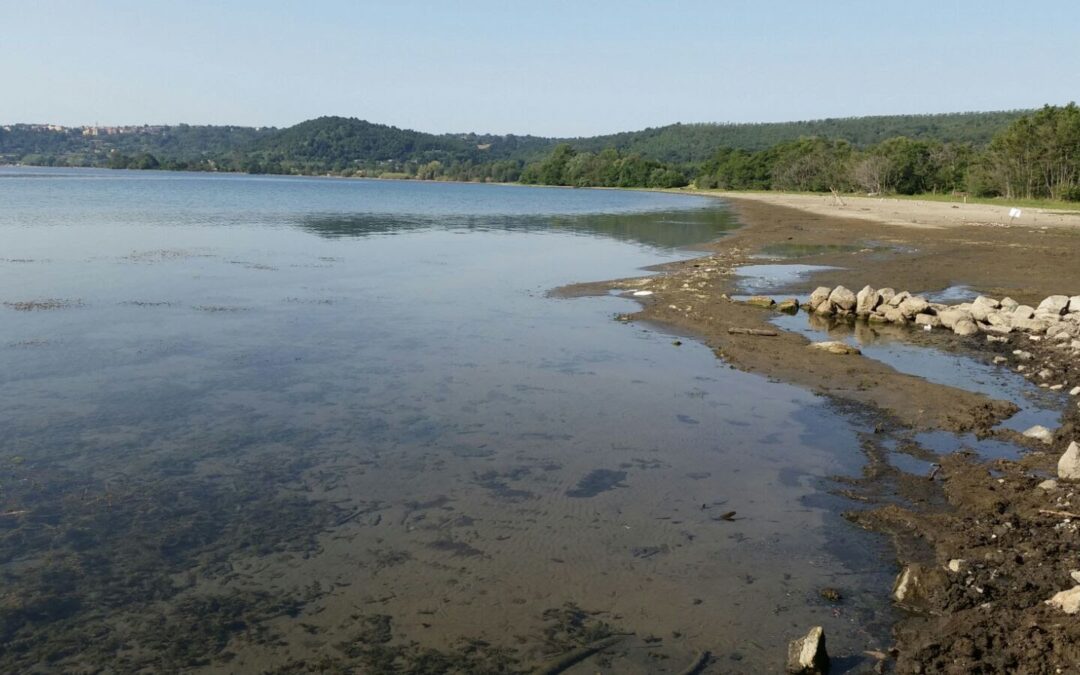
(1069, 296, 1080, 313)
(882, 307, 906, 324)
(887, 290, 910, 307)
(1046, 586, 1080, 614)
(1013, 349, 1033, 361)
(938, 308, 973, 329)
(986, 335, 1008, 344)
(953, 319, 979, 336)
(1038, 479, 1059, 490)
(808, 341, 861, 355)
(814, 299, 835, 316)
(745, 295, 775, 308)
(1000, 297, 1020, 311)
(786, 626, 829, 675)
(867, 312, 888, 324)
(1071, 386, 1080, 396)
(855, 285, 878, 315)
(776, 298, 800, 314)
(898, 296, 930, 318)
(892, 563, 947, 612)
(1013, 305, 1036, 320)
(1071, 570, 1080, 585)
(807, 287, 832, 311)
(985, 311, 1010, 327)
(828, 286, 857, 311)
(947, 559, 964, 573)
(1059, 442, 1080, 480)
(1023, 425, 1054, 444)
(878, 288, 896, 305)
(1012, 317, 1050, 334)
(993, 356, 1008, 364)
(1038, 295, 1071, 315)
(914, 313, 940, 328)
(971, 295, 1000, 322)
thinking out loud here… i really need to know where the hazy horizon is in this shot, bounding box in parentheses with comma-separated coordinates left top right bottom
(3, 1, 1079, 136)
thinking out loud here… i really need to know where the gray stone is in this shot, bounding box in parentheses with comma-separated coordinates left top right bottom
(1014, 305, 1036, 320)
(1038, 479, 1059, 491)
(1038, 295, 1071, 316)
(1023, 425, 1054, 444)
(883, 307, 907, 324)
(786, 626, 829, 675)
(938, 308, 973, 329)
(877, 288, 896, 305)
(828, 286, 857, 311)
(898, 296, 930, 318)
(887, 290, 910, 307)
(814, 299, 835, 316)
(808, 341, 861, 355)
(855, 285, 878, 315)
(1069, 296, 1080, 313)
(807, 287, 832, 311)
(1046, 586, 1080, 614)
(745, 295, 775, 308)
(915, 313, 941, 328)
(1012, 318, 1050, 334)
(971, 296, 1000, 322)
(1059, 441, 1080, 480)
(776, 298, 800, 314)
(1000, 297, 1020, 311)
(953, 319, 979, 336)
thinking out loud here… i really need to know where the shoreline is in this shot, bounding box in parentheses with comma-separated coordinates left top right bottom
(563, 193, 1080, 671)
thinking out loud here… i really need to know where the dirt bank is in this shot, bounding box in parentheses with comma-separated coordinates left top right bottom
(560, 193, 1080, 673)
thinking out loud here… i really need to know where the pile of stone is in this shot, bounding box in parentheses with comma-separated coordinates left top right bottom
(796, 286, 1080, 344)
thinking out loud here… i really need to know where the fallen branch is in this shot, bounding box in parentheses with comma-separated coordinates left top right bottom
(727, 328, 778, 336)
(1039, 509, 1080, 519)
(534, 635, 627, 675)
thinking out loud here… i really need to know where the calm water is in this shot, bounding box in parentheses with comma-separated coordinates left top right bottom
(0, 168, 894, 673)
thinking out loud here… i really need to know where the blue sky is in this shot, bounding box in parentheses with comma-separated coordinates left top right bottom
(2, 0, 1078, 135)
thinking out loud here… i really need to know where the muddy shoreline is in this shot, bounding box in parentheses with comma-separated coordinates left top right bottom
(561, 194, 1080, 672)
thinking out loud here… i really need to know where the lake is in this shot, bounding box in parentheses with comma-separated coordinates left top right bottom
(0, 168, 893, 673)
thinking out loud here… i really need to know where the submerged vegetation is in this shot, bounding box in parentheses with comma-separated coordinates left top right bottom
(3, 104, 1078, 200)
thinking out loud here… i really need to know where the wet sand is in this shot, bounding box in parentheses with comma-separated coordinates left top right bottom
(562, 192, 1080, 672)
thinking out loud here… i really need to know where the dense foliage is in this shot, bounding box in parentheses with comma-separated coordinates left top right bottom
(3, 106, 1078, 200)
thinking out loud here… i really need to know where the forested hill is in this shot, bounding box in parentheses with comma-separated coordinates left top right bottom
(569, 111, 1031, 164)
(2, 109, 1030, 174)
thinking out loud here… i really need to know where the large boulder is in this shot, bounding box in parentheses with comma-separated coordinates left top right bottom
(814, 300, 836, 316)
(877, 288, 896, 305)
(786, 626, 829, 675)
(898, 296, 930, 318)
(807, 286, 832, 311)
(828, 286, 857, 311)
(1059, 441, 1080, 480)
(887, 290, 911, 308)
(1012, 317, 1050, 334)
(1038, 295, 1071, 316)
(970, 296, 1000, 322)
(953, 319, 979, 336)
(1069, 296, 1080, 314)
(855, 285, 878, 315)
(883, 307, 907, 324)
(938, 308, 973, 330)
(915, 313, 941, 328)
(1000, 296, 1020, 311)
(1013, 305, 1036, 320)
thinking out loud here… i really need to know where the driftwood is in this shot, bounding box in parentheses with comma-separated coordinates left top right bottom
(676, 650, 711, 675)
(727, 327, 778, 336)
(534, 635, 627, 675)
(1039, 509, 1080, 519)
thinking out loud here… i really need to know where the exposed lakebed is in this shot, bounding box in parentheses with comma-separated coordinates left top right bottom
(1, 169, 896, 673)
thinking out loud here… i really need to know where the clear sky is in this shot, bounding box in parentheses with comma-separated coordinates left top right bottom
(3, 0, 1078, 136)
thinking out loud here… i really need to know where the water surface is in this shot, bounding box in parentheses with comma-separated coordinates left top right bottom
(0, 168, 893, 673)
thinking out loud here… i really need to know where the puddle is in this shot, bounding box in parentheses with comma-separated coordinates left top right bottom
(771, 313, 1063, 444)
(924, 285, 977, 303)
(734, 264, 840, 295)
(914, 430, 1024, 462)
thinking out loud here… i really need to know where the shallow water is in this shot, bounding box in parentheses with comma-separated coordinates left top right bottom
(0, 168, 894, 672)
(733, 263, 841, 296)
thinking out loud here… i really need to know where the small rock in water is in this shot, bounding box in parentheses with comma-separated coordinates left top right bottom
(807, 286, 832, 311)
(1059, 441, 1080, 480)
(1023, 425, 1054, 444)
(776, 298, 800, 314)
(808, 341, 861, 356)
(828, 286, 856, 311)
(1046, 586, 1080, 614)
(786, 626, 829, 675)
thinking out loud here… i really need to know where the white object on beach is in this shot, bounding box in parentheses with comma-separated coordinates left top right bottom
(1008, 207, 1022, 223)
(632, 290, 653, 297)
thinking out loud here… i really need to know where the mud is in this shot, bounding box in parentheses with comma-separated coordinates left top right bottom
(561, 195, 1080, 673)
